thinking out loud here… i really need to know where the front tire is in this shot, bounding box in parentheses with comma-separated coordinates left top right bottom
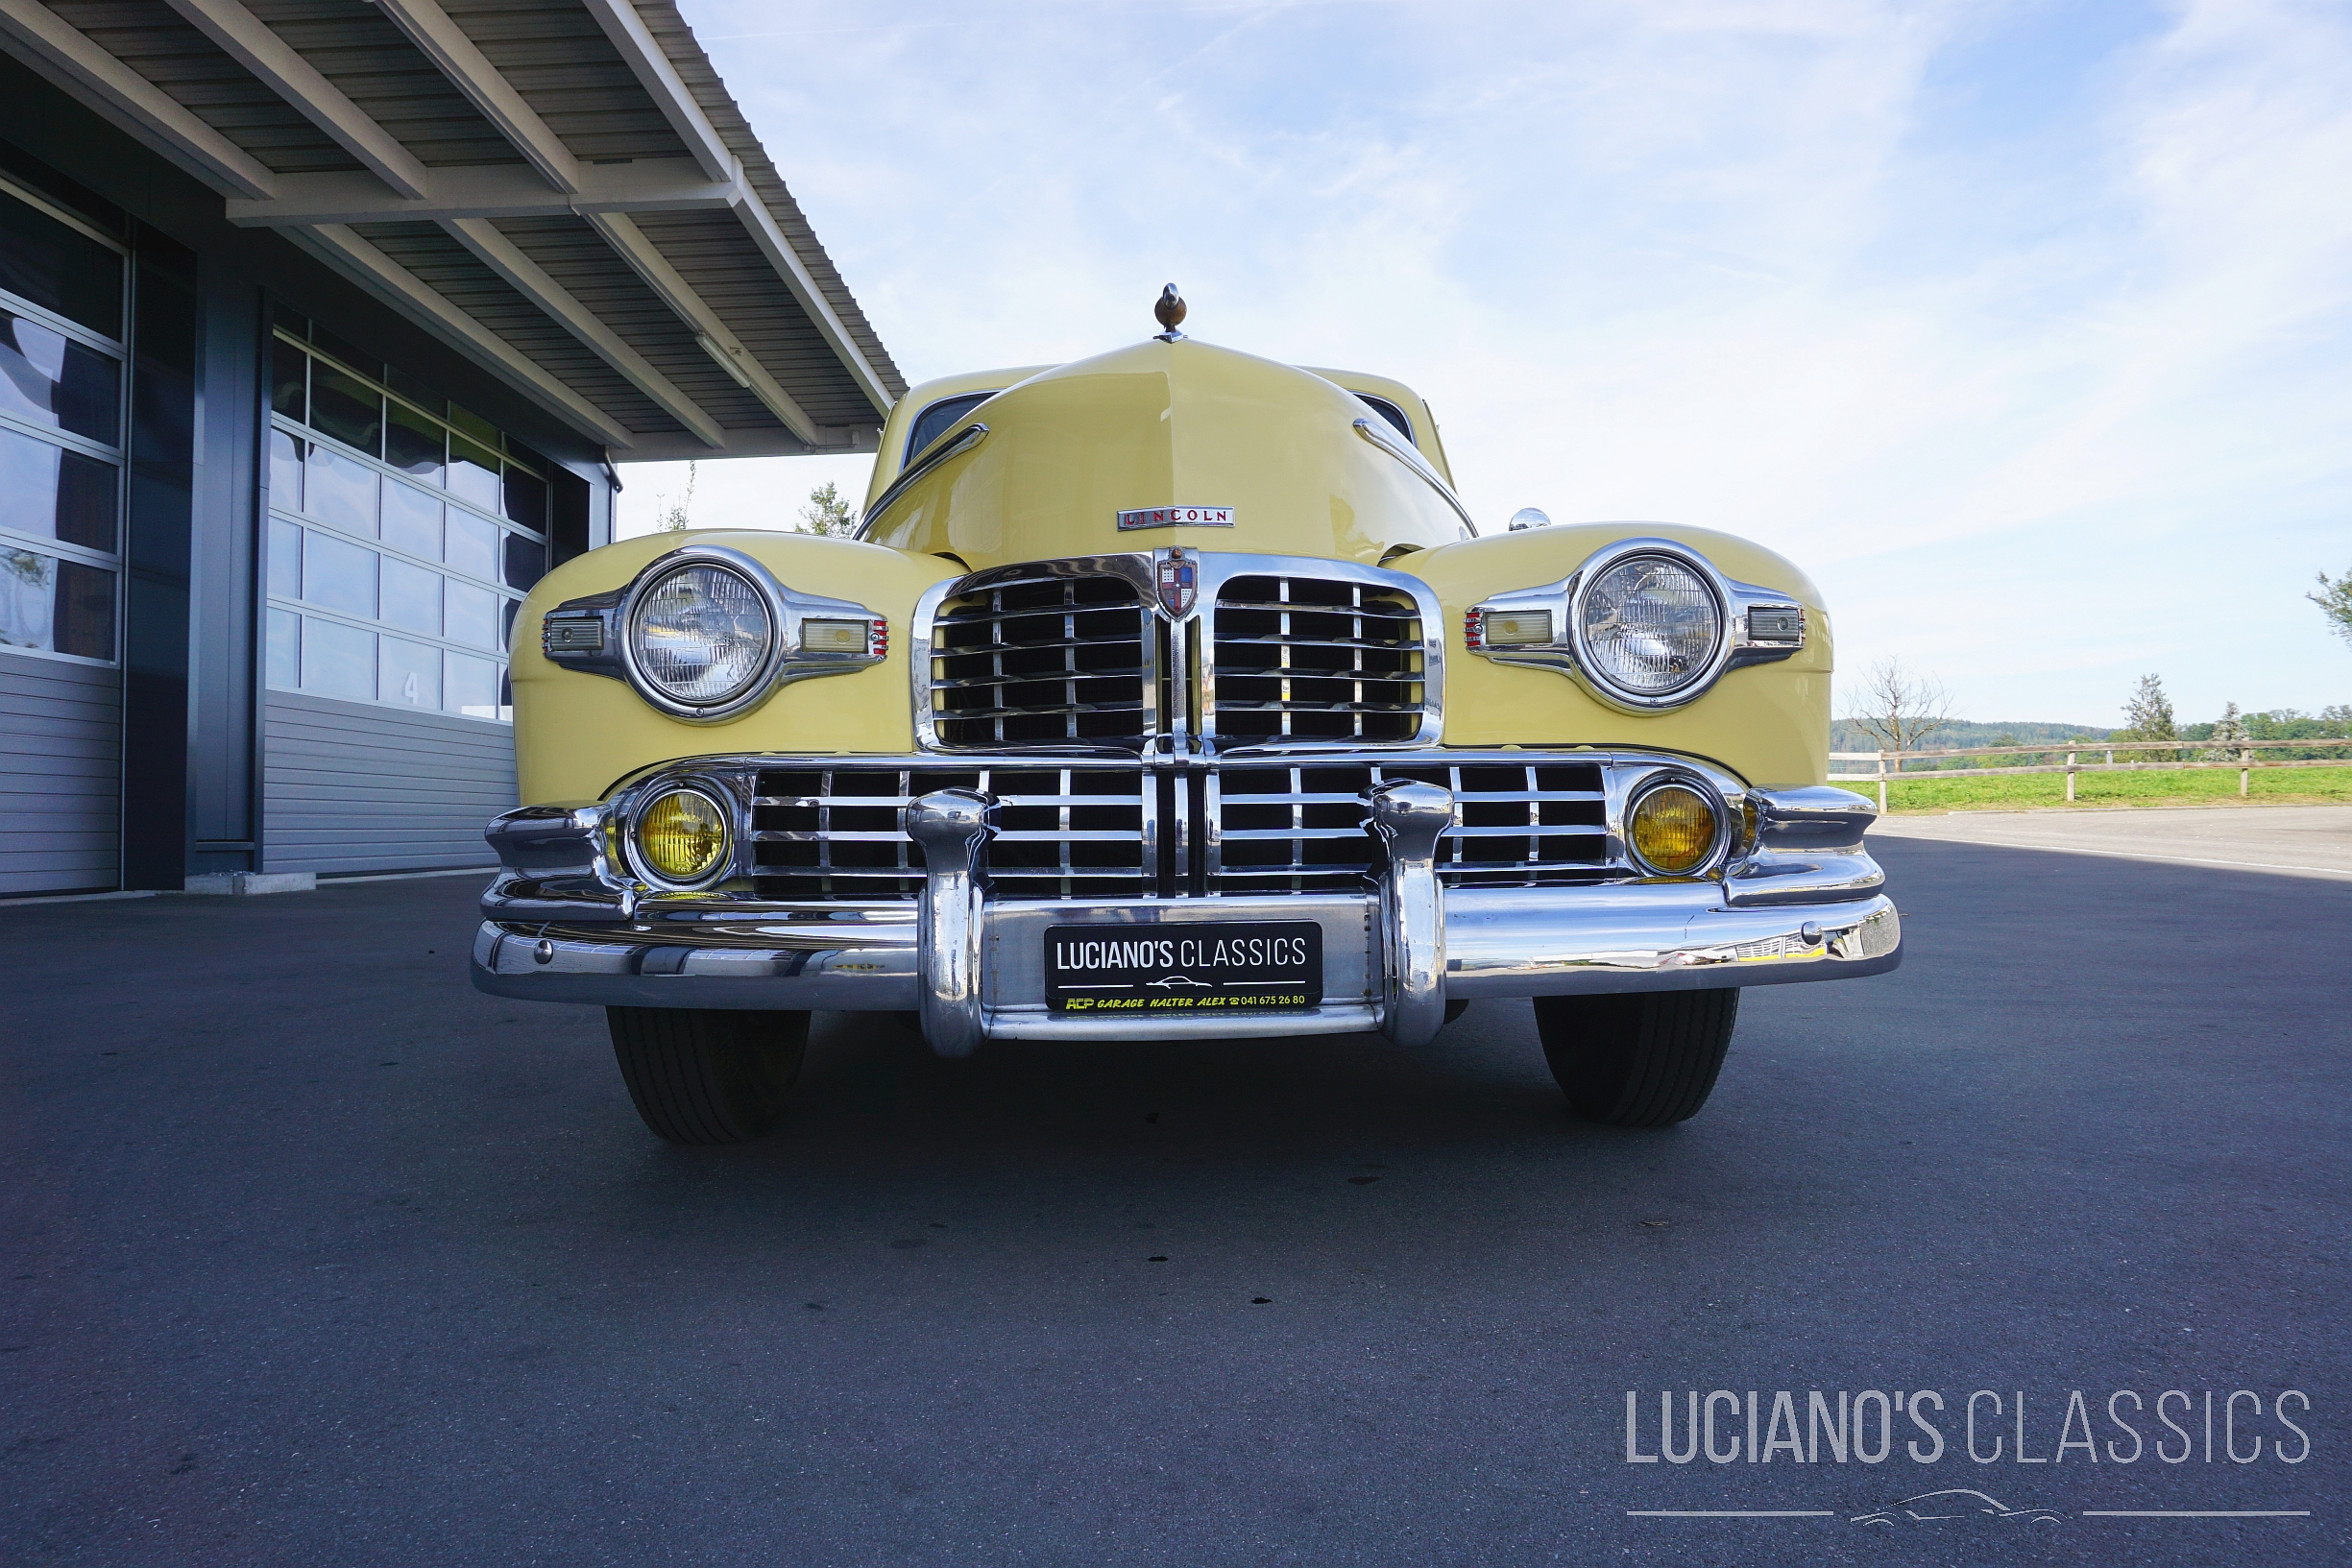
(606, 1007, 809, 1145)
(1535, 990, 1738, 1127)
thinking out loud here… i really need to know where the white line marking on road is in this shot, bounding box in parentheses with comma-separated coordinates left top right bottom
(1625, 1510, 1837, 1517)
(2080, 1510, 2311, 1517)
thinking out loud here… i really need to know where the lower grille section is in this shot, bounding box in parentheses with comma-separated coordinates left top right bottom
(753, 765, 1149, 900)
(738, 755, 1613, 902)
(1215, 760, 1607, 893)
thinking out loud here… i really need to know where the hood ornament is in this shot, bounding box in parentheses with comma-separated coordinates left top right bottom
(1153, 283, 1186, 342)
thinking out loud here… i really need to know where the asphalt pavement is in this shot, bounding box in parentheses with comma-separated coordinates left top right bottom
(3, 834, 2346, 1566)
(1870, 802, 2352, 880)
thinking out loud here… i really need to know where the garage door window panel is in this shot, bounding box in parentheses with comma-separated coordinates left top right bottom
(0, 183, 124, 671)
(380, 480, 443, 561)
(0, 311, 119, 446)
(262, 320, 549, 724)
(0, 423, 117, 552)
(299, 615, 375, 702)
(0, 183, 123, 340)
(302, 530, 376, 619)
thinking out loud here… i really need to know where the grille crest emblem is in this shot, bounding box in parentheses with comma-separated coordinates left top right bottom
(1156, 549, 1198, 617)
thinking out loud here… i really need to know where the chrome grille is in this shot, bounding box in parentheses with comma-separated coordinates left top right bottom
(1211, 574, 1426, 744)
(930, 573, 1154, 749)
(1213, 760, 1607, 894)
(751, 765, 1149, 900)
(730, 753, 1620, 902)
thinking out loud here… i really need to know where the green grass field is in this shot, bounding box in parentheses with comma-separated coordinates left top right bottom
(1827, 765, 2352, 813)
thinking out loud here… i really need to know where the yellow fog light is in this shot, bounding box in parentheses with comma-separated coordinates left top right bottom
(635, 788, 729, 883)
(1629, 784, 1718, 875)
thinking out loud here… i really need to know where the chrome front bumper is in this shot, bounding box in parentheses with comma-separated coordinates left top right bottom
(470, 780, 1901, 1050)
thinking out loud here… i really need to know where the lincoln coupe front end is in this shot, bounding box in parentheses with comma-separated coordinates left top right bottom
(473, 293, 1900, 1144)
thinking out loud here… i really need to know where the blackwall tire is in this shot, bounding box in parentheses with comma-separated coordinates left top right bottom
(606, 1007, 809, 1146)
(1534, 989, 1738, 1128)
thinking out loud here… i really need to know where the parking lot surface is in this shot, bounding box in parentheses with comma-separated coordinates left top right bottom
(1871, 802, 2352, 879)
(3, 838, 2345, 1566)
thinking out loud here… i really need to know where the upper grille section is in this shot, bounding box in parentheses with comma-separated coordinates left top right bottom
(922, 555, 1437, 755)
(930, 572, 1155, 749)
(1211, 575, 1426, 744)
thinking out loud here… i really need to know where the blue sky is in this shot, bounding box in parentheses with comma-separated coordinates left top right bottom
(618, 0, 2352, 727)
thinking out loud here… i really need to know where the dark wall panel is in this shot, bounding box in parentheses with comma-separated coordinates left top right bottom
(121, 233, 199, 889)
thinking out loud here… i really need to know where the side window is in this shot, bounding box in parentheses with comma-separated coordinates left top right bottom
(1356, 395, 1414, 445)
(903, 391, 997, 467)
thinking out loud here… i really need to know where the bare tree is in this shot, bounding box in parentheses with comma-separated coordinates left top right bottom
(654, 460, 698, 532)
(2314, 566, 2352, 647)
(1842, 658, 1955, 764)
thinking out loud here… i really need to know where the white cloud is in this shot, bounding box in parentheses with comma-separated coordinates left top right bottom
(654, 0, 2352, 721)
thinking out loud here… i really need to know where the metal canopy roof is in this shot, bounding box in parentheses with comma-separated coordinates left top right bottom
(0, 0, 905, 459)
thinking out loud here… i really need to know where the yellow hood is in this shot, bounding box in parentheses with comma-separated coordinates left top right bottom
(860, 338, 1468, 568)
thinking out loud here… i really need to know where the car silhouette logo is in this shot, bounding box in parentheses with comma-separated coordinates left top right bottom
(1851, 1489, 2063, 1526)
(1147, 975, 1212, 989)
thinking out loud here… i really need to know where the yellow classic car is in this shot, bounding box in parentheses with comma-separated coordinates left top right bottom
(474, 289, 1900, 1144)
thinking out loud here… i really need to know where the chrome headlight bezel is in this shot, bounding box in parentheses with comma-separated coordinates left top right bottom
(541, 543, 888, 724)
(621, 552, 786, 719)
(1567, 541, 1730, 709)
(1463, 535, 1807, 714)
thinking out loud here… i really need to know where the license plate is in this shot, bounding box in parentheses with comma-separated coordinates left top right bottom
(1044, 922, 1322, 1015)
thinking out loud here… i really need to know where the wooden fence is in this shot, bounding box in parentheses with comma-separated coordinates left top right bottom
(1828, 738, 2352, 810)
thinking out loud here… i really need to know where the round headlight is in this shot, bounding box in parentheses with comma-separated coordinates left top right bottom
(635, 787, 730, 883)
(1578, 554, 1721, 699)
(629, 564, 773, 707)
(1629, 784, 1719, 875)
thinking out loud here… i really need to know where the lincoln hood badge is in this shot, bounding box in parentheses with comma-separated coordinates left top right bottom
(1156, 549, 1198, 617)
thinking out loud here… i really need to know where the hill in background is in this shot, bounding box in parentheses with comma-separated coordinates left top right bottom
(1829, 719, 2111, 754)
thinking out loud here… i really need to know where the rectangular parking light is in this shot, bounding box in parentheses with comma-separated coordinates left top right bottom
(802, 618, 872, 654)
(1481, 609, 1554, 646)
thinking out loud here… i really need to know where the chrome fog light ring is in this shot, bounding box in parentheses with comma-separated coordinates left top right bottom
(618, 778, 740, 891)
(1623, 771, 1734, 879)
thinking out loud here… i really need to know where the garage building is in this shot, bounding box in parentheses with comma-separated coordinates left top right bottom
(0, 0, 900, 896)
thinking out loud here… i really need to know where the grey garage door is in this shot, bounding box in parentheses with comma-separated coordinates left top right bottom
(0, 648, 118, 896)
(256, 313, 546, 874)
(261, 690, 513, 876)
(0, 179, 130, 897)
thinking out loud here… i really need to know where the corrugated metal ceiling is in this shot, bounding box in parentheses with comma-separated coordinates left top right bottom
(9, 0, 904, 460)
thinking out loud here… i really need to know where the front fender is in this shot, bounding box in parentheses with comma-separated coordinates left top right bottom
(510, 530, 956, 804)
(1407, 523, 1834, 788)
